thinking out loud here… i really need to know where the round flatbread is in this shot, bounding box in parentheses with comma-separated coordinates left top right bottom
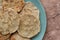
(7, 39, 10, 40)
(3, 34, 10, 40)
(13, 0, 25, 12)
(10, 33, 31, 40)
(0, 0, 2, 5)
(18, 14, 40, 38)
(20, 2, 39, 19)
(0, 0, 3, 12)
(3, 0, 25, 12)
(3, 0, 9, 10)
(0, 34, 10, 40)
(0, 34, 5, 40)
(0, 8, 20, 35)
(0, 0, 2, 9)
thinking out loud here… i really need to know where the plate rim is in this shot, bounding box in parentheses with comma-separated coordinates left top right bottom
(38, 0, 47, 39)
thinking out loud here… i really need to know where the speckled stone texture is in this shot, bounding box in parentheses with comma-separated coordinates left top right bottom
(40, 0, 60, 40)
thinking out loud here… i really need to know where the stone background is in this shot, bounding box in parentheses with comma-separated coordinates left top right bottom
(40, 0, 60, 40)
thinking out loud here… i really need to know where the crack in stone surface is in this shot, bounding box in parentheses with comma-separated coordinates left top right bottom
(52, 14, 60, 19)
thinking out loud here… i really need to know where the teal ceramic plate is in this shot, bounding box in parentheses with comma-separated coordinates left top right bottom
(25, 0, 47, 40)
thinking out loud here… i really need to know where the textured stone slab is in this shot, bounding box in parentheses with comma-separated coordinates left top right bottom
(40, 0, 60, 40)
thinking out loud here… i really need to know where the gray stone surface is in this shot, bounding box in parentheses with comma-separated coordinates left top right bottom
(40, 0, 60, 40)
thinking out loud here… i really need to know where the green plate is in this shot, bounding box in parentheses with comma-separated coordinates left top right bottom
(25, 0, 47, 40)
